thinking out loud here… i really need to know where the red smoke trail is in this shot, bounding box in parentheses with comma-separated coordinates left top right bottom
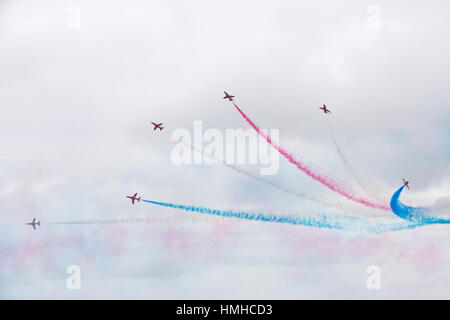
(232, 102, 390, 211)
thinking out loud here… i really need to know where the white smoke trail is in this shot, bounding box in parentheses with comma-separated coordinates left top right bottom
(326, 118, 369, 192)
(47, 215, 243, 225)
(185, 142, 391, 219)
(325, 117, 389, 205)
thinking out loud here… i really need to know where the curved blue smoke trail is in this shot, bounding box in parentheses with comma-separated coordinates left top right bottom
(142, 199, 421, 233)
(390, 186, 450, 224)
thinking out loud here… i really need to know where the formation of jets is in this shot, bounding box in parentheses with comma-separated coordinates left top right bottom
(26, 91, 414, 230)
(151, 122, 164, 131)
(127, 193, 141, 204)
(27, 218, 40, 230)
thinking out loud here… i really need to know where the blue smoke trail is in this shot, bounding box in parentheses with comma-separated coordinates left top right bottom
(142, 199, 421, 233)
(390, 186, 450, 224)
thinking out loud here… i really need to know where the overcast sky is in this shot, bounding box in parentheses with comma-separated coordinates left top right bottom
(1, 0, 450, 299)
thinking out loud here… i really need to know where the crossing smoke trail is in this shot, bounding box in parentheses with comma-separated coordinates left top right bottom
(186, 143, 328, 207)
(142, 199, 420, 233)
(186, 142, 388, 218)
(325, 118, 375, 197)
(231, 102, 390, 211)
(49, 189, 450, 231)
(390, 186, 450, 224)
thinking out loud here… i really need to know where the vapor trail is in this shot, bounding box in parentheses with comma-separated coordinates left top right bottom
(231, 102, 390, 211)
(326, 118, 373, 196)
(48, 216, 223, 225)
(186, 142, 327, 205)
(142, 199, 420, 233)
(186, 142, 387, 218)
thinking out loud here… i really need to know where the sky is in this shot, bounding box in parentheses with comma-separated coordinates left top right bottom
(1, 0, 450, 299)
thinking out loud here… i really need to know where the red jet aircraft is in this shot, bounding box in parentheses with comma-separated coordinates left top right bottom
(151, 122, 164, 131)
(402, 178, 410, 190)
(27, 218, 40, 230)
(127, 193, 141, 204)
(223, 91, 235, 101)
(319, 104, 331, 114)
